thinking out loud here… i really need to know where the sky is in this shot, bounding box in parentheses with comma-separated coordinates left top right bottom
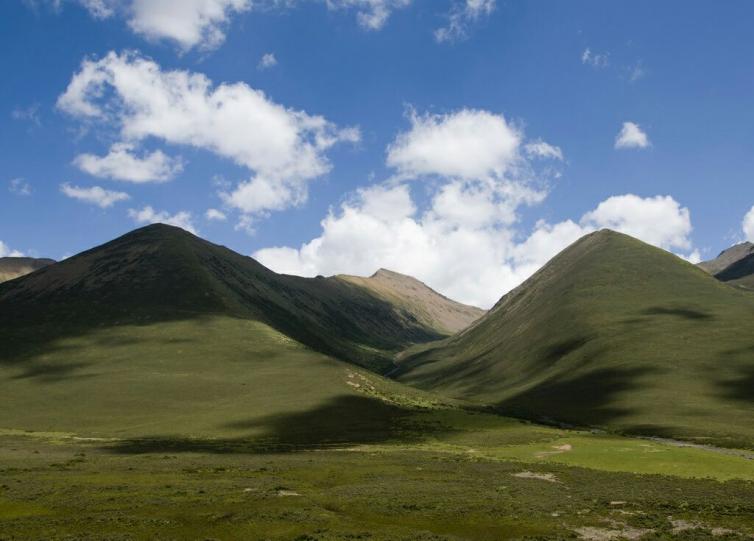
(2, 0, 754, 308)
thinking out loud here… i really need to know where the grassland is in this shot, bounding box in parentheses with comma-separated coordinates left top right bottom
(396, 230, 754, 449)
(2, 411, 754, 540)
(0, 318, 753, 539)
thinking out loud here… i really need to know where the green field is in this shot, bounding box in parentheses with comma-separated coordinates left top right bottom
(1, 319, 753, 539)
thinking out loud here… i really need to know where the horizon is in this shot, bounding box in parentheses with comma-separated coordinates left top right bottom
(3, 1, 754, 308)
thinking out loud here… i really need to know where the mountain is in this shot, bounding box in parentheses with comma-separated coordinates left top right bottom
(0, 256, 55, 283)
(698, 241, 754, 274)
(699, 242, 754, 290)
(337, 268, 485, 335)
(0, 224, 459, 437)
(395, 230, 754, 448)
(0, 224, 456, 373)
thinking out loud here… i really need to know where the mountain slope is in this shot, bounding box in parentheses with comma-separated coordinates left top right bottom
(698, 241, 754, 274)
(0, 256, 55, 283)
(395, 230, 754, 448)
(0, 224, 447, 373)
(337, 268, 485, 334)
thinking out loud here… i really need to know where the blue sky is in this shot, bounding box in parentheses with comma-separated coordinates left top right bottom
(2, 0, 754, 307)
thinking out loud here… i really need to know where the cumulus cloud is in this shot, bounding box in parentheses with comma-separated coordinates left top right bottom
(258, 52, 278, 70)
(9, 178, 32, 196)
(743, 206, 754, 242)
(60, 182, 130, 208)
(128, 206, 197, 234)
(74, 143, 183, 183)
(58, 51, 358, 223)
(127, 0, 251, 51)
(205, 208, 227, 221)
(387, 108, 523, 181)
(615, 121, 650, 149)
(581, 47, 609, 68)
(255, 185, 696, 308)
(0, 241, 24, 258)
(435, 0, 495, 43)
(254, 107, 694, 308)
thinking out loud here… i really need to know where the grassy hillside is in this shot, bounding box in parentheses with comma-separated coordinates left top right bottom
(0, 256, 55, 283)
(337, 268, 485, 334)
(395, 230, 754, 448)
(0, 224, 447, 372)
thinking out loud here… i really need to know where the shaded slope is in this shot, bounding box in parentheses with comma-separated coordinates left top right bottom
(337, 268, 485, 334)
(698, 241, 754, 274)
(699, 241, 754, 290)
(395, 230, 754, 448)
(0, 224, 444, 372)
(0, 256, 55, 283)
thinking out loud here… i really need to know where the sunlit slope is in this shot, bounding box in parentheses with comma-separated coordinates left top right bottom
(0, 315, 438, 439)
(337, 268, 485, 334)
(0, 224, 444, 372)
(0, 256, 55, 283)
(396, 230, 754, 448)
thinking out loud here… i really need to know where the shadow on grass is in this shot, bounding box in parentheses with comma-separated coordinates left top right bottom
(496, 366, 661, 427)
(104, 394, 454, 455)
(718, 367, 754, 404)
(12, 361, 94, 383)
(641, 306, 713, 320)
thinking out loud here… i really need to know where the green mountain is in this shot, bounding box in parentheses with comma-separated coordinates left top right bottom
(395, 230, 754, 448)
(1, 224, 453, 373)
(337, 268, 485, 334)
(0, 256, 55, 283)
(0, 224, 461, 437)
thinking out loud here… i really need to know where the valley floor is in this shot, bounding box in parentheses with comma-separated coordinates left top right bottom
(2, 409, 754, 540)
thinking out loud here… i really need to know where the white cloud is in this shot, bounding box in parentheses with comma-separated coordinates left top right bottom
(128, 205, 197, 234)
(254, 107, 693, 308)
(58, 51, 358, 218)
(79, 0, 117, 18)
(205, 208, 227, 221)
(128, 0, 251, 51)
(60, 182, 130, 208)
(435, 0, 495, 43)
(387, 108, 523, 181)
(743, 206, 754, 242)
(580, 194, 692, 250)
(9, 178, 32, 196)
(326, 0, 412, 30)
(0, 241, 24, 258)
(525, 140, 563, 161)
(581, 47, 609, 68)
(74, 143, 183, 183)
(615, 121, 650, 149)
(255, 185, 696, 308)
(258, 52, 278, 70)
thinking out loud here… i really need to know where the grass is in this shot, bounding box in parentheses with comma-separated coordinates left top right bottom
(1, 312, 753, 537)
(396, 230, 754, 449)
(1, 413, 754, 540)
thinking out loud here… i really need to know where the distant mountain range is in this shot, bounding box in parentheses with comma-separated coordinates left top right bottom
(0, 256, 55, 283)
(1, 225, 752, 448)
